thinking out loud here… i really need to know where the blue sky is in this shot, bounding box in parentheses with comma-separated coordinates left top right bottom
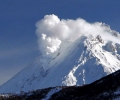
(0, 0, 120, 85)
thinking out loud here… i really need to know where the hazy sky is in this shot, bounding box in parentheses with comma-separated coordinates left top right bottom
(0, 0, 120, 85)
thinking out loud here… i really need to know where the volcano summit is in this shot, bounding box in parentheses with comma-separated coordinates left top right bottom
(0, 15, 120, 94)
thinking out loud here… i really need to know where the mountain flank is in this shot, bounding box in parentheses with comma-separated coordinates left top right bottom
(1, 69, 120, 100)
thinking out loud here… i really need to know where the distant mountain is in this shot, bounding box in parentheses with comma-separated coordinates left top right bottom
(1, 68, 120, 100)
(0, 32, 120, 93)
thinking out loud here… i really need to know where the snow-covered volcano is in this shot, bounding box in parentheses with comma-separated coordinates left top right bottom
(0, 33, 120, 93)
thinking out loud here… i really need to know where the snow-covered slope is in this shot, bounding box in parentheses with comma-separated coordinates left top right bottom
(0, 34, 120, 93)
(1, 68, 120, 100)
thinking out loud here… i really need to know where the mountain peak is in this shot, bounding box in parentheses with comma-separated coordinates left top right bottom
(0, 34, 120, 93)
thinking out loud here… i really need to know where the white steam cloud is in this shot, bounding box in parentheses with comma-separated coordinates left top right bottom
(35, 14, 120, 58)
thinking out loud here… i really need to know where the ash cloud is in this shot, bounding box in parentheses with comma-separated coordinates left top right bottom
(35, 14, 120, 58)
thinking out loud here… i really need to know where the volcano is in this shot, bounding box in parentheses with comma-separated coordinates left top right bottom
(0, 33, 120, 93)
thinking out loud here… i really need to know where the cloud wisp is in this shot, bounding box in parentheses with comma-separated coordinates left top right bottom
(35, 14, 120, 59)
